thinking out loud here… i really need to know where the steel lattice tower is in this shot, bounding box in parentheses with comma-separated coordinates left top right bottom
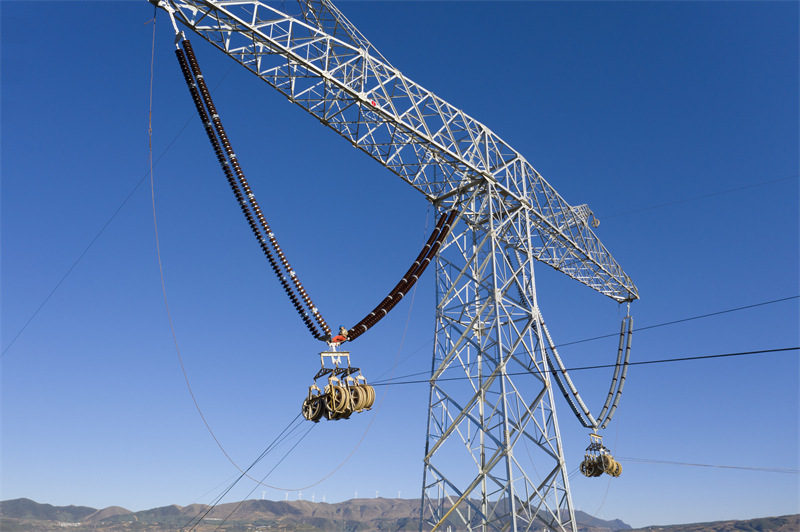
(422, 186, 577, 531)
(151, 1, 639, 530)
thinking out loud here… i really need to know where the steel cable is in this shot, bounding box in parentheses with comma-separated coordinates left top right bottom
(616, 457, 800, 474)
(370, 347, 799, 387)
(556, 296, 800, 349)
(182, 414, 307, 531)
(208, 422, 317, 532)
(368, 296, 799, 386)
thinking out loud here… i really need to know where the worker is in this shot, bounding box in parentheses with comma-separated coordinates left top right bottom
(330, 326, 349, 346)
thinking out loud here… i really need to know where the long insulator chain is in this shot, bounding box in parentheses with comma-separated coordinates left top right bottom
(542, 313, 633, 430)
(175, 40, 329, 340)
(541, 317, 597, 429)
(347, 209, 457, 342)
(599, 315, 632, 428)
(181, 39, 331, 339)
(347, 212, 448, 341)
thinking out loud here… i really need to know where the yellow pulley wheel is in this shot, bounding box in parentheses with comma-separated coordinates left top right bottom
(591, 459, 604, 477)
(349, 385, 365, 411)
(580, 459, 593, 477)
(302, 396, 324, 422)
(358, 385, 371, 410)
(365, 384, 376, 408)
(601, 454, 615, 474)
(330, 385, 350, 412)
(302, 386, 325, 422)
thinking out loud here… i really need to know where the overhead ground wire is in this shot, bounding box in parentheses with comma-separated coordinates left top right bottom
(367, 296, 799, 385)
(370, 347, 799, 387)
(556, 295, 800, 349)
(616, 457, 800, 474)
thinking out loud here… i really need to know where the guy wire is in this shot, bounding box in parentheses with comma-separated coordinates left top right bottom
(182, 414, 305, 531)
(208, 423, 317, 532)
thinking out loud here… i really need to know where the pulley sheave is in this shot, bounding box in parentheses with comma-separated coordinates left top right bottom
(301, 351, 375, 422)
(580, 433, 622, 478)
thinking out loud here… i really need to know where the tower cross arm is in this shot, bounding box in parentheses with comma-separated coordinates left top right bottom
(502, 195, 639, 302)
(153, 0, 638, 302)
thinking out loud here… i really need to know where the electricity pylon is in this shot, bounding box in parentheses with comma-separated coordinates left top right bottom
(424, 187, 587, 531)
(151, 1, 639, 530)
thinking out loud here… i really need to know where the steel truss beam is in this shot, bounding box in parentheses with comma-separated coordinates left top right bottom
(151, 0, 638, 303)
(421, 186, 575, 532)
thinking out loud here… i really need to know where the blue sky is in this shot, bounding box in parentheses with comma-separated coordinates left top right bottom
(2, 0, 798, 528)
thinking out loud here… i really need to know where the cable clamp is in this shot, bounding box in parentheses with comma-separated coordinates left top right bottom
(156, 1, 183, 45)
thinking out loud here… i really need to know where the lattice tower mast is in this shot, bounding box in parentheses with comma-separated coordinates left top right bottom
(151, 1, 640, 531)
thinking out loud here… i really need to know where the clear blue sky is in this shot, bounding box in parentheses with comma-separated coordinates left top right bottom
(2, 1, 798, 528)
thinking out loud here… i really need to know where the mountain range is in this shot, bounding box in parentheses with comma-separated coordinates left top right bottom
(0, 497, 797, 531)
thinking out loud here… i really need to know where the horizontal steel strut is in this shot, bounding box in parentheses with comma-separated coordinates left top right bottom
(149, 0, 639, 303)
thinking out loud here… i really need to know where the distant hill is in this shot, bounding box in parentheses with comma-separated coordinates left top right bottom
(83, 505, 132, 524)
(628, 514, 800, 532)
(0, 497, 625, 531)
(575, 510, 631, 532)
(1, 497, 796, 531)
(0, 498, 95, 522)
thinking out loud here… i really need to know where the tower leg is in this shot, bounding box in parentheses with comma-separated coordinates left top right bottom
(420, 186, 577, 532)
